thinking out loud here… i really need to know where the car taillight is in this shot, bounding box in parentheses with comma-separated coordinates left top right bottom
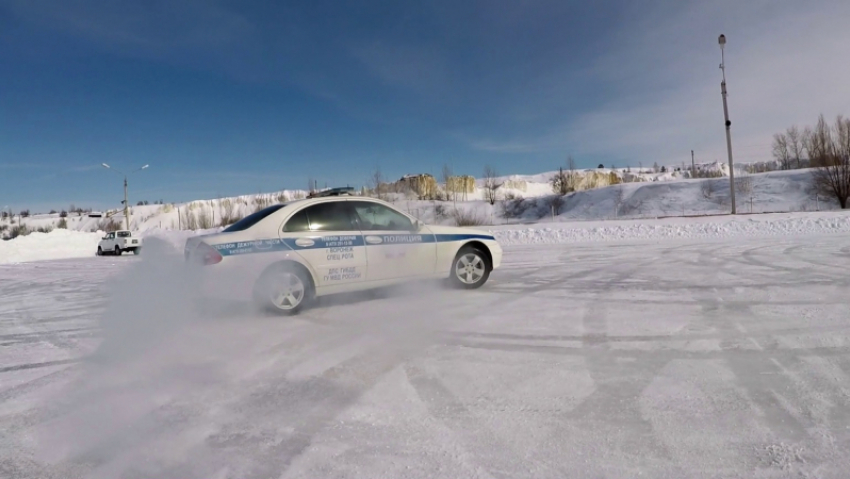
(195, 242, 222, 265)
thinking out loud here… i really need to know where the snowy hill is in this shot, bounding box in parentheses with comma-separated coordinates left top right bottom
(0, 166, 834, 241)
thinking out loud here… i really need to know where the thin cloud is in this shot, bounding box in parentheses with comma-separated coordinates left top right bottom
(462, 0, 850, 166)
(351, 41, 450, 96)
(0, 163, 51, 169)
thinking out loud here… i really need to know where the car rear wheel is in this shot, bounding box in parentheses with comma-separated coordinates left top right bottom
(254, 265, 313, 315)
(450, 246, 491, 289)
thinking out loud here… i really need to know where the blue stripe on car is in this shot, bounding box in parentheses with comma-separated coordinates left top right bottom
(213, 233, 494, 257)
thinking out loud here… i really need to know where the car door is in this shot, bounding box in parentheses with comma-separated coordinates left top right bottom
(103, 232, 115, 249)
(349, 200, 437, 282)
(279, 201, 367, 292)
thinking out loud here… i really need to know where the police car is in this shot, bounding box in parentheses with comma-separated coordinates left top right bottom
(184, 188, 502, 314)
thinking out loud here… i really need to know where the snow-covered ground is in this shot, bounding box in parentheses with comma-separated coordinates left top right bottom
(3, 210, 850, 265)
(2, 229, 850, 478)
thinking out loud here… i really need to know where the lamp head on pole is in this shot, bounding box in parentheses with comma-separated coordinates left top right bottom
(718, 34, 726, 50)
(102, 163, 110, 169)
(141, 165, 149, 170)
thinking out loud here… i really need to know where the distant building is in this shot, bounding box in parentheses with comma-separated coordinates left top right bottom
(501, 178, 527, 192)
(396, 174, 439, 199)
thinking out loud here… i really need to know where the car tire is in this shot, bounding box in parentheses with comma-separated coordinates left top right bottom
(97, 246, 103, 256)
(254, 264, 313, 315)
(114, 246, 121, 256)
(449, 245, 491, 289)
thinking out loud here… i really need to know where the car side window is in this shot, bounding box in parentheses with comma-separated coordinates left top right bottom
(303, 202, 356, 231)
(350, 201, 413, 231)
(282, 209, 310, 232)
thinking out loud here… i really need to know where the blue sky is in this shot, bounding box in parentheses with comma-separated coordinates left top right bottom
(2, 0, 849, 212)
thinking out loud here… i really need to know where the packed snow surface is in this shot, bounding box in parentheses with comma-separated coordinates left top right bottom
(2, 211, 849, 264)
(2, 231, 850, 478)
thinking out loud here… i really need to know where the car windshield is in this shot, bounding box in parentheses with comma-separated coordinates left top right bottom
(223, 204, 286, 232)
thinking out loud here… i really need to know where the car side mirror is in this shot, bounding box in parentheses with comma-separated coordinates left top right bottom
(413, 219, 423, 231)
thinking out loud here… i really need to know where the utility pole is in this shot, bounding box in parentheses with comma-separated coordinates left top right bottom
(123, 176, 129, 230)
(691, 150, 696, 177)
(102, 163, 149, 230)
(718, 34, 736, 214)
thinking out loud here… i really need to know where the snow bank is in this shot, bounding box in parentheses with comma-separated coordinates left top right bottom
(0, 228, 226, 264)
(488, 212, 850, 245)
(0, 229, 102, 264)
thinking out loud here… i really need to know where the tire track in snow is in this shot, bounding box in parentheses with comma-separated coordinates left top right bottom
(697, 299, 810, 443)
(558, 254, 684, 475)
(403, 364, 554, 479)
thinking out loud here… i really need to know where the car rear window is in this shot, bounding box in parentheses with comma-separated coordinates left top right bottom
(117, 231, 131, 237)
(223, 204, 286, 232)
(282, 210, 310, 232)
(304, 202, 356, 231)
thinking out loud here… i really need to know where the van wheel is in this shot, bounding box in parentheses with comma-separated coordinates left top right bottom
(254, 265, 313, 315)
(114, 246, 121, 256)
(450, 246, 491, 289)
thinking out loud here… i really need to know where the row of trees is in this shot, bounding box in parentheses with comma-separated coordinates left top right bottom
(772, 126, 807, 170)
(774, 114, 850, 208)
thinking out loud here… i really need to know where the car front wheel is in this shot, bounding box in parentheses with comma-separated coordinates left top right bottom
(450, 246, 491, 289)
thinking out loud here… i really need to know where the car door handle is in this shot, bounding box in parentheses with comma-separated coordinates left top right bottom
(365, 236, 383, 245)
(294, 238, 315, 247)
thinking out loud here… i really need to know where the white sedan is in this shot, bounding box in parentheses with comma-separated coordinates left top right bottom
(184, 192, 503, 314)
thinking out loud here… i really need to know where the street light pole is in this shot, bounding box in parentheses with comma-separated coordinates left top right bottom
(718, 34, 736, 214)
(102, 163, 149, 230)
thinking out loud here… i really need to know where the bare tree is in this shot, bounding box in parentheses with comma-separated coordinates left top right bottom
(441, 164, 453, 202)
(369, 166, 386, 200)
(787, 125, 805, 169)
(567, 155, 576, 174)
(810, 115, 850, 208)
(483, 165, 500, 205)
(197, 206, 213, 229)
(772, 133, 791, 170)
(566, 155, 578, 191)
(550, 167, 572, 195)
(546, 195, 565, 216)
(219, 199, 236, 226)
